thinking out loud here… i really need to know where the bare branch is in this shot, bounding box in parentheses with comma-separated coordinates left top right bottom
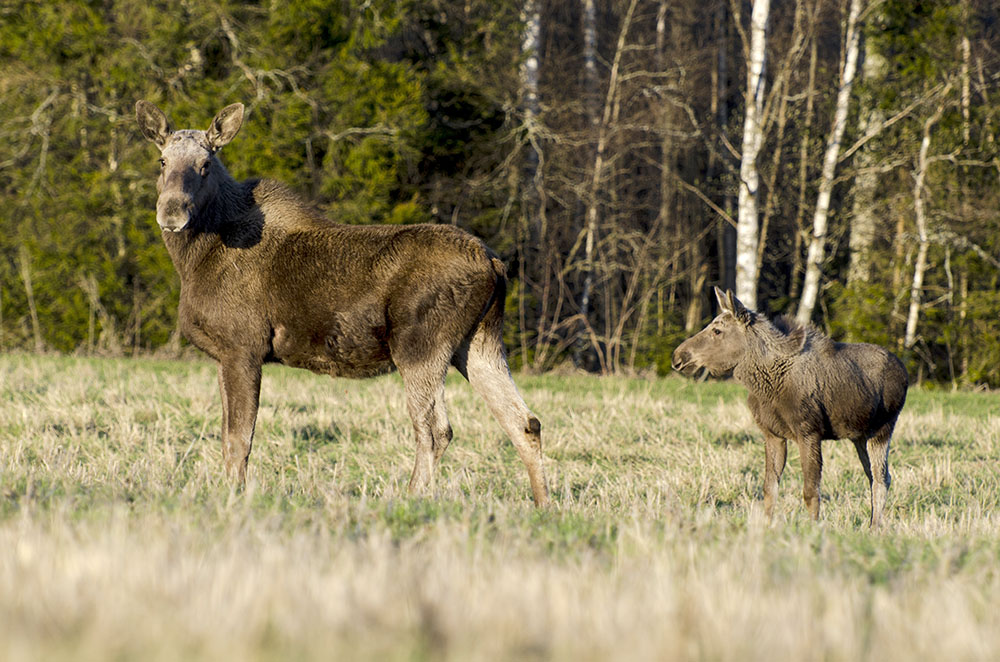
(839, 83, 947, 163)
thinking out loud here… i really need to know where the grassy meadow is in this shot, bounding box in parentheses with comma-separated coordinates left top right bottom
(2, 352, 1000, 661)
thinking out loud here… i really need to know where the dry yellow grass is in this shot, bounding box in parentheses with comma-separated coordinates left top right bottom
(2, 353, 999, 660)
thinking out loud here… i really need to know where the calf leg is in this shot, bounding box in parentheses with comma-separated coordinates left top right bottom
(797, 436, 823, 520)
(217, 360, 262, 485)
(852, 438, 874, 485)
(852, 436, 875, 526)
(865, 421, 894, 529)
(763, 435, 788, 519)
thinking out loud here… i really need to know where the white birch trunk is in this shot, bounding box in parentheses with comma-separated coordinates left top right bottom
(961, 4, 971, 145)
(520, 0, 542, 235)
(519, 0, 542, 366)
(577, 0, 599, 334)
(520, 0, 541, 187)
(735, 0, 771, 310)
(521, 0, 541, 121)
(904, 98, 950, 349)
(847, 34, 887, 288)
(796, 0, 864, 324)
(582, 0, 599, 127)
(790, 35, 818, 300)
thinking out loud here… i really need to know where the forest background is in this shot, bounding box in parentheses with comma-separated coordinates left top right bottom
(1, 0, 998, 385)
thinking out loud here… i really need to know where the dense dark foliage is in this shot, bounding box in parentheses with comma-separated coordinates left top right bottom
(1, 0, 998, 385)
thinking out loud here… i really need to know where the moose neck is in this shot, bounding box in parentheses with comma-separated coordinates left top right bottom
(733, 328, 794, 396)
(161, 170, 257, 282)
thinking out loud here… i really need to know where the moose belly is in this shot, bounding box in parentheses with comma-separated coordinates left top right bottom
(270, 318, 394, 379)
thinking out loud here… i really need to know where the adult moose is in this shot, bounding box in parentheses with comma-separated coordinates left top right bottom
(135, 101, 547, 506)
(672, 287, 907, 527)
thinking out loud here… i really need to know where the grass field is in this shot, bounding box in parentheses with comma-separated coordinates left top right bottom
(2, 353, 1000, 661)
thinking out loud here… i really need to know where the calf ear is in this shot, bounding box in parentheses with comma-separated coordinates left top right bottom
(727, 290, 754, 325)
(714, 286, 729, 313)
(206, 103, 244, 151)
(135, 100, 172, 148)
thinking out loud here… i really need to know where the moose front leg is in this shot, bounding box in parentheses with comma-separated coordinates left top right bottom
(763, 435, 787, 519)
(217, 359, 262, 484)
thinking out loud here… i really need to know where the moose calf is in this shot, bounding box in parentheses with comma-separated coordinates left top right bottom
(135, 101, 547, 505)
(672, 287, 907, 527)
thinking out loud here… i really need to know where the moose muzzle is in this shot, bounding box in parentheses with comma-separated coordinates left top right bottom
(156, 195, 193, 232)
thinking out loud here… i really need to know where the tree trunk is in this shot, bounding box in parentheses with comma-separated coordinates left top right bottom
(847, 30, 887, 288)
(582, 0, 599, 129)
(958, 268, 969, 381)
(960, 1, 971, 146)
(518, 0, 543, 369)
(520, 0, 542, 235)
(796, 0, 864, 324)
(17, 245, 43, 353)
(789, 32, 818, 301)
(579, 0, 638, 372)
(904, 95, 950, 349)
(714, 2, 736, 293)
(735, 0, 771, 310)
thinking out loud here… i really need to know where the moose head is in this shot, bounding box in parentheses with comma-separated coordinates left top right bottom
(671, 286, 757, 377)
(135, 101, 244, 232)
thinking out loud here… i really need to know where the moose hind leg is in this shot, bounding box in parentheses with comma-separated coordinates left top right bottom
(866, 421, 894, 529)
(398, 359, 451, 496)
(431, 380, 453, 466)
(460, 329, 548, 507)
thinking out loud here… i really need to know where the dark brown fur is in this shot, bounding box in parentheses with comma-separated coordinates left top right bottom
(136, 101, 547, 505)
(672, 287, 908, 527)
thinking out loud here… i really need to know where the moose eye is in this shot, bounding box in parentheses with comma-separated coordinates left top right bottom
(158, 158, 165, 169)
(712, 328, 722, 336)
(200, 162, 211, 177)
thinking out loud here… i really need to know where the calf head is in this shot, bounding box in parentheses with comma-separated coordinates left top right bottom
(672, 287, 756, 377)
(135, 101, 244, 232)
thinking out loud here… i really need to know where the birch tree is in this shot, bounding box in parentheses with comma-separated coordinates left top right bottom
(846, 31, 887, 288)
(904, 88, 952, 349)
(735, 0, 771, 310)
(517, 0, 544, 365)
(796, 0, 864, 324)
(520, 0, 543, 241)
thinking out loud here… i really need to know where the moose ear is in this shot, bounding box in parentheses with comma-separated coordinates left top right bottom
(206, 103, 244, 151)
(135, 100, 172, 148)
(714, 286, 729, 313)
(726, 290, 754, 325)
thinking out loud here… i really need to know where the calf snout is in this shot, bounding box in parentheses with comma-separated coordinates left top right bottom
(671, 347, 693, 373)
(156, 196, 193, 232)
